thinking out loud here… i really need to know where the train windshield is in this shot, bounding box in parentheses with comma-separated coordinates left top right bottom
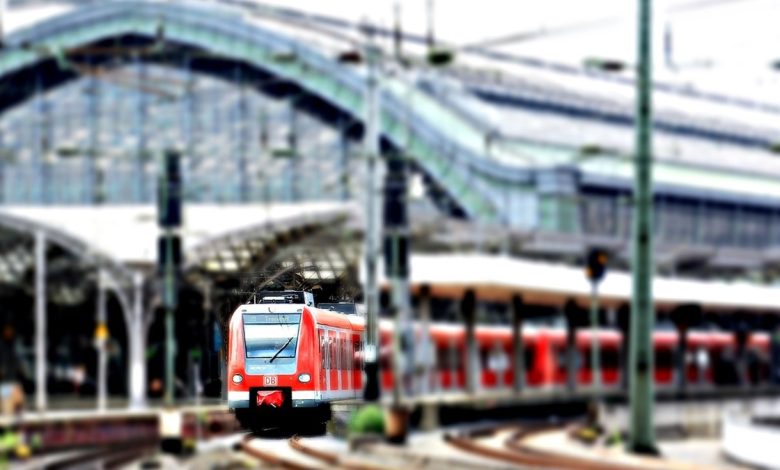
(243, 313, 301, 359)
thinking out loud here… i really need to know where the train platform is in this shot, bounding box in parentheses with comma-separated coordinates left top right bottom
(522, 427, 747, 470)
(0, 403, 229, 427)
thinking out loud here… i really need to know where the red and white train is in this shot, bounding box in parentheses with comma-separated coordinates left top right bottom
(227, 291, 772, 431)
(227, 291, 364, 432)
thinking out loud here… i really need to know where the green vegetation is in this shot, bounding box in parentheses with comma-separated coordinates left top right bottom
(348, 404, 385, 435)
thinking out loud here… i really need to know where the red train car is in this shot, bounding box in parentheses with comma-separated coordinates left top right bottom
(228, 290, 773, 432)
(375, 321, 772, 393)
(227, 291, 363, 432)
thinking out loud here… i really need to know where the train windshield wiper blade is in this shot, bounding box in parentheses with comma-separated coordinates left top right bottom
(269, 336, 294, 363)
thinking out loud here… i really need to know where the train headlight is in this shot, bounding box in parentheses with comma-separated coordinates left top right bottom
(232, 374, 243, 384)
(298, 373, 311, 383)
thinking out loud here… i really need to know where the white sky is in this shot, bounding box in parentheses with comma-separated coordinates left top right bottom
(6, 0, 780, 100)
(257, 0, 780, 98)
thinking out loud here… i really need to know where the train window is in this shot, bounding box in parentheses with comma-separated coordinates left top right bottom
(354, 341, 362, 370)
(450, 341, 462, 370)
(655, 348, 674, 370)
(320, 333, 328, 369)
(524, 346, 535, 370)
(243, 314, 301, 359)
(602, 349, 620, 369)
(332, 338, 338, 370)
(556, 347, 582, 372)
(437, 346, 449, 371)
(486, 343, 509, 372)
(480, 347, 490, 370)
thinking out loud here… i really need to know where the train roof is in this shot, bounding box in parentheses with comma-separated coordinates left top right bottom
(310, 305, 365, 331)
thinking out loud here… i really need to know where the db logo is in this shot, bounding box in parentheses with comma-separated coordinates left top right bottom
(263, 376, 278, 386)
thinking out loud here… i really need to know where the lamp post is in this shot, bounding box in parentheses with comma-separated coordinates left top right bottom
(628, 0, 658, 455)
(357, 27, 383, 403)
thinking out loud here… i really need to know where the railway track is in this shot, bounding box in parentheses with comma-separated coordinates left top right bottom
(31, 443, 157, 470)
(239, 422, 668, 469)
(445, 424, 660, 470)
(239, 433, 511, 469)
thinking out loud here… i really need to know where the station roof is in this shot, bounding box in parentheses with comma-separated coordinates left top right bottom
(395, 253, 780, 313)
(0, 202, 352, 266)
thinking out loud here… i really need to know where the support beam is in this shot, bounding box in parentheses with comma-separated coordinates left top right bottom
(362, 31, 383, 402)
(617, 304, 630, 390)
(339, 117, 350, 202)
(287, 96, 299, 202)
(0, 0, 5, 46)
(129, 271, 147, 409)
(735, 320, 750, 387)
(462, 290, 478, 394)
(564, 300, 579, 393)
(235, 67, 250, 202)
(676, 323, 688, 393)
(34, 230, 46, 412)
(85, 66, 100, 203)
(511, 294, 525, 392)
(33, 75, 44, 203)
(772, 319, 780, 387)
(134, 58, 148, 203)
(96, 269, 108, 411)
(671, 305, 701, 395)
(418, 285, 433, 394)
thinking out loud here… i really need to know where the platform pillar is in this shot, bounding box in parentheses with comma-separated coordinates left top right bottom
(418, 285, 433, 394)
(129, 271, 147, 409)
(617, 304, 631, 390)
(511, 295, 525, 392)
(771, 320, 780, 387)
(462, 290, 478, 394)
(735, 321, 750, 387)
(671, 305, 700, 395)
(564, 300, 580, 393)
(34, 230, 47, 412)
(420, 403, 439, 431)
(96, 269, 108, 411)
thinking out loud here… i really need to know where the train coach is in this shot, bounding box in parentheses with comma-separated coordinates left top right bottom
(227, 291, 363, 433)
(228, 290, 773, 432)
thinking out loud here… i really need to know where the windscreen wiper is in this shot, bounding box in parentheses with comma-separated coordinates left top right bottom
(269, 336, 294, 363)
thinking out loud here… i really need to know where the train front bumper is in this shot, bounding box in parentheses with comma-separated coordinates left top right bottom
(227, 390, 320, 409)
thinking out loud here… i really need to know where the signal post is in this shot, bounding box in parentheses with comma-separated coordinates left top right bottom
(158, 149, 183, 407)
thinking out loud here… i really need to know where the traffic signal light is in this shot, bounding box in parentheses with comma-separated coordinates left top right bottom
(158, 150, 182, 228)
(586, 248, 608, 283)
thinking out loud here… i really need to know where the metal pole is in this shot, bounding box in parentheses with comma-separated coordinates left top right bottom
(33, 75, 43, 203)
(0, 0, 5, 46)
(628, 0, 657, 454)
(512, 295, 525, 392)
(419, 286, 433, 394)
(464, 292, 478, 394)
(590, 282, 601, 393)
(362, 28, 382, 402)
(86, 65, 100, 204)
(164, 238, 176, 406)
(96, 269, 108, 411)
(34, 230, 46, 412)
(236, 67, 249, 202)
(129, 271, 146, 409)
(288, 96, 299, 202)
(386, 152, 412, 405)
(134, 57, 147, 203)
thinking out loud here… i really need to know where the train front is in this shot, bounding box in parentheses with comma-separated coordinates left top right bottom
(227, 291, 325, 430)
